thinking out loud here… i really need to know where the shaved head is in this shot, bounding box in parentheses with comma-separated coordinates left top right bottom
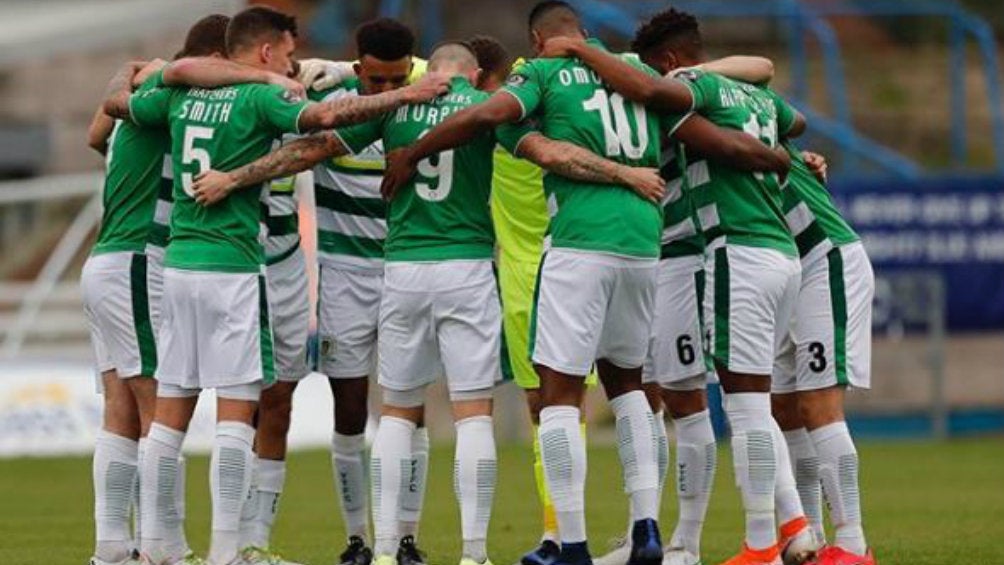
(428, 41, 479, 72)
(527, 0, 585, 54)
(528, 1, 580, 34)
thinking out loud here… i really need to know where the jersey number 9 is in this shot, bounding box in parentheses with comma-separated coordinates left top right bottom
(415, 129, 455, 202)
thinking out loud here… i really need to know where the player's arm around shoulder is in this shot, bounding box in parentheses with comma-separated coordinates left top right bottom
(296, 71, 451, 133)
(539, 37, 694, 114)
(192, 131, 348, 206)
(101, 60, 156, 120)
(513, 133, 665, 203)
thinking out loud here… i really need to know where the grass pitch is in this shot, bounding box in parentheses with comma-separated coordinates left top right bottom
(2, 438, 1002, 565)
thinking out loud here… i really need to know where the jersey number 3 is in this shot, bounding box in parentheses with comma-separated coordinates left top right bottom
(181, 125, 214, 198)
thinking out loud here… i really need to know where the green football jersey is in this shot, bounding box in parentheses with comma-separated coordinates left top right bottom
(657, 142, 704, 259)
(669, 70, 797, 256)
(780, 140, 859, 258)
(500, 40, 664, 259)
(129, 82, 308, 273)
(335, 76, 495, 262)
(93, 72, 172, 256)
(309, 79, 387, 270)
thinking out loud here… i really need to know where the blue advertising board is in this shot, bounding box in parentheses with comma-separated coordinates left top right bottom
(831, 176, 1004, 331)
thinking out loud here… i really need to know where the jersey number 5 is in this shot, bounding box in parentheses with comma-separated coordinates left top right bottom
(582, 90, 649, 159)
(181, 125, 214, 197)
(415, 129, 455, 202)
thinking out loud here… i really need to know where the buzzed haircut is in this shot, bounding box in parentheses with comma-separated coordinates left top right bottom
(428, 41, 479, 71)
(225, 6, 298, 57)
(468, 35, 514, 79)
(356, 18, 415, 60)
(174, 14, 230, 60)
(631, 8, 702, 59)
(528, 0, 579, 30)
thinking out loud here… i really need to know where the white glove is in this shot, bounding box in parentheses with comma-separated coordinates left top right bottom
(297, 58, 356, 91)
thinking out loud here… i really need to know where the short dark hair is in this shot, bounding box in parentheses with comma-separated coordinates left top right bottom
(468, 36, 513, 78)
(226, 6, 298, 56)
(174, 14, 230, 60)
(528, 1, 578, 29)
(631, 8, 701, 58)
(356, 18, 415, 60)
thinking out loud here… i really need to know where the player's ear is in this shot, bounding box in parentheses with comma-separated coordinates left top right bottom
(472, 68, 483, 87)
(260, 42, 272, 66)
(530, 30, 543, 54)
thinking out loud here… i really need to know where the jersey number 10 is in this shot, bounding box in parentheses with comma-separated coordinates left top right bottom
(582, 90, 649, 159)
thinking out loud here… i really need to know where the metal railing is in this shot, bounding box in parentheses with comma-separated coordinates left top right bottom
(567, 0, 1004, 178)
(0, 173, 102, 358)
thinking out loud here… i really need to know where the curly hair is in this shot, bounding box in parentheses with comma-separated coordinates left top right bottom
(631, 8, 701, 58)
(356, 18, 415, 60)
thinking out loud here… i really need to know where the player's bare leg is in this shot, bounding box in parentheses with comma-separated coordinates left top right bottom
(770, 394, 818, 565)
(594, 383, 667, 565)
(796, 388, 873, 565)
(93, 370, 142, 565)
(520, 387, 588, 565)
(596, 361, 663, 565)
(208, 395, 259, 565)
(330, 377, 430, 565)
(140, 394, 197, 565)
(126, 374, 161, 553)
(330, 377, 375, 565)
(451, 397, 497, 565)
(662, 386, 715, 565)
(718, 368, 784, 565)
(239, 380, 298, 563)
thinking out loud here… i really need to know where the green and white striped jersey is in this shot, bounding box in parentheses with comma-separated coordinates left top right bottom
(657, 142, 704, 259)
(263, 168, 300, 266)
(779, 140, 859, 264)
(309, 79, 386, 273)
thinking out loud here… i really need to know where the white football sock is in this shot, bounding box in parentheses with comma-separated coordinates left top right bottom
(243, 457, 285, 549)
(333, 432, 370, 542)
(811, 422, 866, 555)
(140, 423, 188, 564)
(670, 409, 717, 556)
(455, 416, 496, 562)
(610, 391, 660, 522)
(784, 428, 823, 542)
(539, 406, 587, 544)
(94, 431, 139, 562)
(654, 411, 670, 494)
(133, 437, 146, 547)
(724, 393, 777, 551)
(208, 421, 255, 565)
(771, 420, 805, 526)
(400, 426, 429, 539)
(371, 416, 415, 556)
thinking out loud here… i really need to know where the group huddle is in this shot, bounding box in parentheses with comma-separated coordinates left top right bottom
(82, 3, 876, 565)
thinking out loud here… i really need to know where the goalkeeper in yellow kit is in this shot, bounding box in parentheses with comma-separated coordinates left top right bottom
(469, 36, 596, 565)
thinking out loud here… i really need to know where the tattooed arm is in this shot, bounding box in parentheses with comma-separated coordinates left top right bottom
(516, 134, 665, 203)
(191, 132, 349, 206)
(297, 71, 451, 132)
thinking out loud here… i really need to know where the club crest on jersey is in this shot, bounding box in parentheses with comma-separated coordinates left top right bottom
(320, 336, 335, 358)
(675, 69, 700, 83)
(280, 89, 303, 103)
(506, 74, 528, 87)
